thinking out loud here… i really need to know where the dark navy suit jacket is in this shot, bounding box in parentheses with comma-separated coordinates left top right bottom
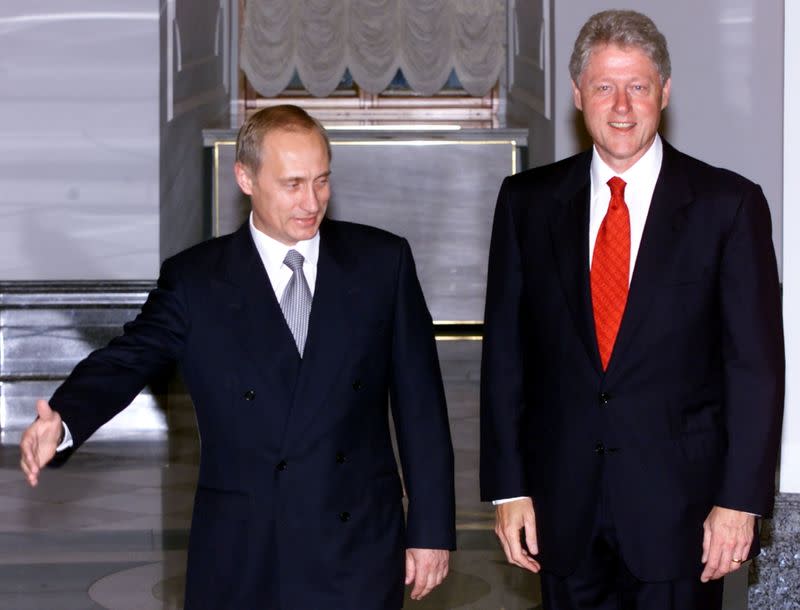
(51, 219, 456, 609)
(480, 141, 784, 581)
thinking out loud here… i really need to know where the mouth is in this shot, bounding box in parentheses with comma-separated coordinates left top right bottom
(609, 122, 636, 129)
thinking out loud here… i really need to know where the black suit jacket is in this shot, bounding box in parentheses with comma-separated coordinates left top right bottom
(480, 141, 784, 580)
(51, 219, 456, 609)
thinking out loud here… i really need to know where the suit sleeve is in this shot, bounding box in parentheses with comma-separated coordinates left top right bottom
(480, 178, 530, 502)
(49, 257, 190, 455)
(715, 183, 785, 516)
(388, 238, 456, 550)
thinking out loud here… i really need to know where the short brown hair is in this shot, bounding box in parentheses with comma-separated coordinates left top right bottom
(235, 105, 331, 172)
(569, 10, 671, 85)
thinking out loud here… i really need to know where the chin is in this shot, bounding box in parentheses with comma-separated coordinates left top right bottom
(292, 228, 320, 242)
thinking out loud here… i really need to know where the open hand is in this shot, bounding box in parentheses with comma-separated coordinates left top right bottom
(19, 400, 63, 486)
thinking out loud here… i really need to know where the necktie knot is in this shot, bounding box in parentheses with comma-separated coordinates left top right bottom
(607, 176, 627, 209)
(283, 249, 304, 272)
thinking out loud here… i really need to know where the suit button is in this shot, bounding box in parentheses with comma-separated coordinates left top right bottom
(243, 390, 256, 401)
(339, 511, 351, 522)
(276, 460, 288, 471)
(594, 443, 606, 454)
(335, 452, 347, 464)
(599, 392, 611, 406)
(352, 380, 362, 391)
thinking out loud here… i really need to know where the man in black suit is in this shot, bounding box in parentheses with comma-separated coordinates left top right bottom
(20, 104, 455, 609)
(481, 10, 784, 610)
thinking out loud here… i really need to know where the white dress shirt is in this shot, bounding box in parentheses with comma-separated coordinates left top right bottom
(493, 136, 663, 505)
(588, 134, 663, 279)
(57, 213, 321, 453)
(248, 212, 320, 299)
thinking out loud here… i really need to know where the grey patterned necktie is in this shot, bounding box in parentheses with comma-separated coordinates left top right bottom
(280, 249, 312, 356)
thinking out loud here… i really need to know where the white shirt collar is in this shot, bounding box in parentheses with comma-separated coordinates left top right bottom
(248, 212, 320, 275)
(590, 134, 663, 195)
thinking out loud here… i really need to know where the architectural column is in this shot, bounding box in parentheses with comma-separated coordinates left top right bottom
(749, 1, 800, 607)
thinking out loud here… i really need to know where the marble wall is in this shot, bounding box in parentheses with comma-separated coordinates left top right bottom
(159, 0, 231, 262)
(0, 1, 161, 280)
(0, 0, 231, 280)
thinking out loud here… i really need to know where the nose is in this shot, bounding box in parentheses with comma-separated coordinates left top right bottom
(300, 183, 322, 213)
(613, 89, 631, 114)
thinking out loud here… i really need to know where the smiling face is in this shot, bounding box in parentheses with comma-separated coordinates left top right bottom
(572, 43, 671, 173)
(234, 127, 331, 245)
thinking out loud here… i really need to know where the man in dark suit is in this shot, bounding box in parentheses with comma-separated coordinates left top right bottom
(20, 104, 456, 609)
(481, 10, 784, 610)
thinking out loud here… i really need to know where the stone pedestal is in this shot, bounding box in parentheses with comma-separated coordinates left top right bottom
(749, 493, 800, 609)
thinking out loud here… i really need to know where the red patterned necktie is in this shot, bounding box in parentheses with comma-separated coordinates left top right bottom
(591, 176, 631, 370)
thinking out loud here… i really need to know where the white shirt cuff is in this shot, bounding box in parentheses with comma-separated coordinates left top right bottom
(492, 496, 529, 505)
(56, 421, 74, 452)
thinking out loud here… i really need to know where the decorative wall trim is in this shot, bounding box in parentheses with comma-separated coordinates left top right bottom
(0, 281, 167, 442)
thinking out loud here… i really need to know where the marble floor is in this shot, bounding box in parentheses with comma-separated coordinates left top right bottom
(0, 341, 542, 610)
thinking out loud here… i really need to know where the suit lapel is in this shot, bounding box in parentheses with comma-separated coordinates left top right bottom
(216, 225, 300, 403)
(548, 152, 602, 370)
(281, 220, 357, 449)
(606, 142, 693, 377)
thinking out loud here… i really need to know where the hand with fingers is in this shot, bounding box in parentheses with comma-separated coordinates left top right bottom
(495, 497, 541, 573)
(405, 548, 449, 600)
(700, 505, 755, 582)
(19, 399, 63, 487)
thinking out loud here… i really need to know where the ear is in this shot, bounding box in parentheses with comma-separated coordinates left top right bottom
(234, 162, 254, 196)
(571, 79, 583, 111)
(660, 77, 672, 110)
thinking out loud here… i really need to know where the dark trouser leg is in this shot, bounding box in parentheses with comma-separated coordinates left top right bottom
(539, 529, 621, 610)
(542, 567, 723, 610)
(619, 568, 722, 610)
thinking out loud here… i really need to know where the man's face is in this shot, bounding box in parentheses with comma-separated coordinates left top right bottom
(234, 128, 331, 245)
(572, 43, 671, 173)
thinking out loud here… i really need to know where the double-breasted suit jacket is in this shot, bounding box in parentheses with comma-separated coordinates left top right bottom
(50, 219, 456, 609)
(480, 141, 784, 581)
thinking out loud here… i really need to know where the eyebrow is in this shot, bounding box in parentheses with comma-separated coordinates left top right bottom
(281, 170, 331, 182)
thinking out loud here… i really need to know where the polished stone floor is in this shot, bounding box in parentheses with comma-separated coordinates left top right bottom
(0, 340, 542, 609)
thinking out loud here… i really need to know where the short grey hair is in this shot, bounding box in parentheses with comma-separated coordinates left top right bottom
(569, 10, 671, 85)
